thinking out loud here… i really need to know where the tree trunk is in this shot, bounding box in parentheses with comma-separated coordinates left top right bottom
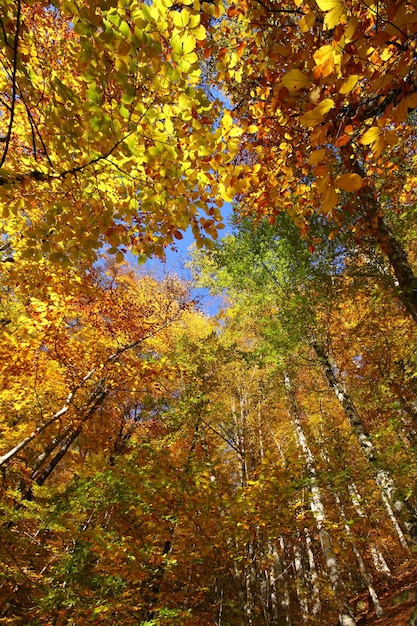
(354, 166, 417, 324)
(26, 389, 107, 494)
(304, 527, 321, 617)
(374, 213, 417, 324)
(0, 372, 104, 468)
(313, 342, 417, 542)
(284, 373, 357, 626)
(293, 531, 309, 621)
(332, 487, 384, 617)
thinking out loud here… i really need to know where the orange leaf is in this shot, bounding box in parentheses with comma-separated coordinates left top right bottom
(334, 134, 351, 147)
(335, 173, 364, 191)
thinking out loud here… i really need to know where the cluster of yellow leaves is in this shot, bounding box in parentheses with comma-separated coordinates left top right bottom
(0, 0, 252, 267)
(0, 257, 210, 471)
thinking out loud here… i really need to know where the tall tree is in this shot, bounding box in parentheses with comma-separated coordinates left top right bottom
(0, 0, 255, 266)
(211, 0, 417, 321)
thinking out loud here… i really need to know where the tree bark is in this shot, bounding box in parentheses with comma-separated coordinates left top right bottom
(348, 482, 392, 577)
(313, 342, 417, 542)
(304, 527, 321, 617)
(284, 373, 357, 626)
(25, 389, 107, 496)
(374, 213, 417, 324)
(355, 172, 417, 324)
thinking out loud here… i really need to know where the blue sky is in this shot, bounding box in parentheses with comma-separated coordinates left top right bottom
(141, 202, 233, 315)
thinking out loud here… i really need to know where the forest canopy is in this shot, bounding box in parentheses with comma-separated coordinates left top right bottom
(1, 0, 417, 624)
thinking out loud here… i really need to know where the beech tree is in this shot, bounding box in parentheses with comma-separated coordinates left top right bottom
(211, 0, 417, 322)
(190, 209, 417, 622)
(0, 0, 259, 266)
(2, 1, 417, 624)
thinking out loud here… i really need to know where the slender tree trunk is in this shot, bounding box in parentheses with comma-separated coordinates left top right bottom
(26, 390, 107, 494)
(390, 383, 417, 447)
(34, 426, 83, 488)
(370, 546, 391, 577)
(231, 396, 248, 486)
(317, 446, 384, 615)
(313, 342, 417, 541)
(277, 537, 293, 626)
(284, 373, 356, 626)
(231, 392, 257, 624)
(0, 373, 105, 468)
(244, 541, 255, 625)
(354, 168, 417, 323)
(374, 213, 417, 324)
(349, 480, 406, 555)
(334, 491, 384, 617)
(304, 527, 321, 617)
(146, 536, 174, 622)
(293, 531, 309, 621)
(30, 426, 72, 477)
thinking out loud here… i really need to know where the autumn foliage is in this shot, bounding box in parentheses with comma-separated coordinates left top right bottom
(1, 0, 417, 624)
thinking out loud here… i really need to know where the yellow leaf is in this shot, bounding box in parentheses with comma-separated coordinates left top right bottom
(339, 74, 359, 94)
(282, 69, 310, 92)
(164, 117, 174, 134)
(308, 148, 326, 165)
(247, 125, 258, 133)
(359, 126, 381, 145)
(372, 136, 387, 157)
(299, 12, 316, 32)
(335, 173, 364, 191)
(317, 98, 334, 114)
(316, 0, 340, 9)
(345, 16, 358, 40)
(219, 183, 233, 202)
(316, 0, 346, 28)
(321, 185, 338, 214)
(300, 98, 334, 127)
(229, 126, 243, 137)
(173, 9, 190, 29)
(192, 24, 206, 41)
(222, 110, 233, 130)
(182, 33, 196, 55)
(314, 45, 335, 67)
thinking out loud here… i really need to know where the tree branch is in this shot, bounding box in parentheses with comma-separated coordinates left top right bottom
(0, 0, 21, 168)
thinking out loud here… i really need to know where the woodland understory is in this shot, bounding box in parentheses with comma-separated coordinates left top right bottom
(1, 0, 417, 624)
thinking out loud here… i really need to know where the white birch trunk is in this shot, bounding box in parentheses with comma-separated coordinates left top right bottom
(293, 532, 309, 620)
(304, 527, 321, 616)
(333, 491, 384, 617)
(348, 483, 392, 576)
(313, 342, 417, 542)
(284, 373, 356, 626)
(278, 536, 293, 625)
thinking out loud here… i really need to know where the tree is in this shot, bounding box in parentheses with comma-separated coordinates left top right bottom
(0, 261, 192, 486)
(2, 1, 417, 624)
(0, 0, 255, 266)
(211, 0, 417, 322)
(191, 211, 417, 621)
